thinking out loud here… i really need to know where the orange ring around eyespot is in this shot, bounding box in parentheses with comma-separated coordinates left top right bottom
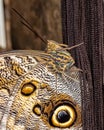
(51, 105, 76, 128)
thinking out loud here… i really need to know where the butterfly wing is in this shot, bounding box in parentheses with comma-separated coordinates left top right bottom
(0, 50, 82, 130)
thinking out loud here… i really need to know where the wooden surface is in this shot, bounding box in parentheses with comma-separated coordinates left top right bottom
(10, 0, 62, 50)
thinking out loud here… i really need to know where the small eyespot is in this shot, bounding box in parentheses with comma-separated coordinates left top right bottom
(33, 104, 41, 116)
(21, 83, 36, 96)
(50, 105, 76, 128)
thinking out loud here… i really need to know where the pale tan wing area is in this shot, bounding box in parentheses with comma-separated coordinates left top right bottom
(0, 41, 82, 130)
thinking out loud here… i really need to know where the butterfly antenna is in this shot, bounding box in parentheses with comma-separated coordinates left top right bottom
(61, 42, 84, 51)
(12, 8, 48, 45)
(21, 21, 48, 45)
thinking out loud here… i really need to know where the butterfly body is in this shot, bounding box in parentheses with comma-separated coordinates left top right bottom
(46, 40, 75, 73)
(0, 40, 82, 130)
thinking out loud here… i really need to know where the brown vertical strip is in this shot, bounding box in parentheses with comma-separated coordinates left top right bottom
(4, 0, 12, 50)
(61, 0, 103, 129)
(83, 0, 103, 129)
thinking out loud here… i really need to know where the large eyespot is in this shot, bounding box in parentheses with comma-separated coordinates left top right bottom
(50, 104, 76, 128)
(21, 83, 36, 96)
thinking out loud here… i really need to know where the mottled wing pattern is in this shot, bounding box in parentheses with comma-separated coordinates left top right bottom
(0, 50, 82, 130)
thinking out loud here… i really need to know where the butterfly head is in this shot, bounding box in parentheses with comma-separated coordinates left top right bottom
(45, 40, 75, 71)
(46, 40, 63, 52)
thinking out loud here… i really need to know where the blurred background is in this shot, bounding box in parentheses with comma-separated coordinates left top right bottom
(0, 0, 62, 51)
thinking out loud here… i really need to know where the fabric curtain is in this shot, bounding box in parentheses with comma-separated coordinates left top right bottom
(61, 0, 104, 129)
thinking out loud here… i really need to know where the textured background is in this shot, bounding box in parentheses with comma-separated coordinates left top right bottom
(10, 0, 62, 50)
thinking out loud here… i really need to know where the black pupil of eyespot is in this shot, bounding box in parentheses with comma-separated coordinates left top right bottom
(57, 110, 70, 123)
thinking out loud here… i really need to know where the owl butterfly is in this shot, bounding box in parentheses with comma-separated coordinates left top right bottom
(0, 9, 83, 130)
